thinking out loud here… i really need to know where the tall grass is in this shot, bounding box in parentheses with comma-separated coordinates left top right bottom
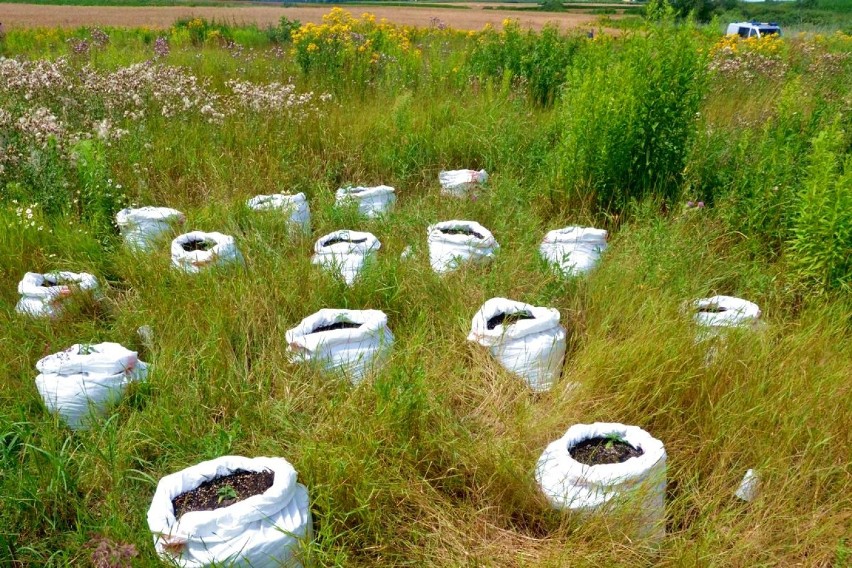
(0, 12, 850, 566)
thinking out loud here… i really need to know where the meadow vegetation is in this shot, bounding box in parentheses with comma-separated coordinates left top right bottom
(0, 7, 850, 566)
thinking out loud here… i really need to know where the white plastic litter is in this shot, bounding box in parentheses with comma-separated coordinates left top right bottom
(439, 169, 488, 198)
(16, 271, 99, 318)
(246, 193, 311, 234)
(138, 325, 155, 350)
(34, 342, 148, 430)
(171, 231, 243, 274)
(734, 469, 758, 502)
(335, 185, 396, 218)
(467, 298, 567, 392)
(540, 226, 608, 276)
(311, 230, 380, 286)
(536, 422, 667, 542)
(427, 220, 499, 274)
(116, 207, 185, 251)
(285, 309, 393, 384)
(147, 455, 312, 568)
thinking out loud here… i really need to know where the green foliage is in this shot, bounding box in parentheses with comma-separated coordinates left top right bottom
(216, 484, 238, 503)
(71, 139, 127, 241)
(266, 16, 301, 44)
(539, 0, 565, 13)
(468, 20, 582, 106)
(788, 119, 852, 291)
(549, 24, 706, 210)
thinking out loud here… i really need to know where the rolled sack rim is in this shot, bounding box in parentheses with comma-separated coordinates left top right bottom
(468, 297, 563, 345)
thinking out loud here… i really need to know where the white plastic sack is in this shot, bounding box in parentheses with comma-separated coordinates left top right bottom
(16, 271, 99, 318)
(148, 455, 312, 568)
(540, 226, 608, 276)
(171, 231, 243, 274)
(285, 309, 393, 384)
(693, 295, 761, 342)
(427, 220, 499, 274)
(693, 296, 761, 329)
(311, 230, 380, 286)
(246, 193, 311, 235)
(536, 422, 667, 542)
(34, 342, 148, 430)
(116, 207, 185, 251)
(439, 169, 488, 198)
(335, 185, 396, 218)
(467, 298, 567, 392)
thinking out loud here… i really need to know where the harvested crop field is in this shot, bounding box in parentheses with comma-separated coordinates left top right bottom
(0, 3, 611, 30)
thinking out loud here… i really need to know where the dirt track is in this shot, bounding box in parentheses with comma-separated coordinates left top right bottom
(0, 3, 610, 31)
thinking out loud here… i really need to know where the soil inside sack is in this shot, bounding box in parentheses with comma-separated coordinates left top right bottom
(697, 305, 728, 314)
(324, 237, 368, 247)
(312, 321, 362, 333)
(569, 437, 644, 465)
(172, 469, 274, 518)
(181, 238, 214, 252)
(486, 311, 535, 330)
(40, 278, 58, 287)
(440, 227, 484, 239)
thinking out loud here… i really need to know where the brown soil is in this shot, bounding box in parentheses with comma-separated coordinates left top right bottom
(440, 227, 485, 239)
(570, 436, 643, 465)
(324, 236, 368, 246)
(697, 305, 728, 313)
(486, 311, 534, 330)
(172, 469, 274, 518)
(181, 238, 212, 252)
(312, 321, 361, 333)
(0, 4, 616, 32)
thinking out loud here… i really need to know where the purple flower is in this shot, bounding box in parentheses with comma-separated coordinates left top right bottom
(697, 201, 705, 208)
(686, 200, 695, 208)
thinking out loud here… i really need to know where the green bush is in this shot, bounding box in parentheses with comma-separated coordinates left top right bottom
(789, 119, 852, 291)
(548, 23, 706, 210)
(467, 20, 581, 106)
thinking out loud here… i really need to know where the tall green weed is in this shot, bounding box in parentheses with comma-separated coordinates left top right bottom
(788, 119, 851, 291)
(548, 24, 706, 210)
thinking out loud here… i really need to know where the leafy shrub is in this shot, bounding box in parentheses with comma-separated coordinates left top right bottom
(467, 20, 581, 106)
(788, 119, 851, 292)
(548, 23, 706, 210)
(267, 16, 301, 44)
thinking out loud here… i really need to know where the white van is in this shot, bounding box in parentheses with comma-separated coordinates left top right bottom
(726, 21, 782, 38)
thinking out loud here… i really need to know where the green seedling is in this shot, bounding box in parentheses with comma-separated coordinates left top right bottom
(217, 485, 238, 504)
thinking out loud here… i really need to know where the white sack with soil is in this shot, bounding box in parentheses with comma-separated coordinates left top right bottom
(147, 455, 312, 568)
(439, 169, 488, 197)
(692, 295, 761, 341)
(335, 185, 396, 218)
(539, 226, 608, 276)
(171, 231, 243, 273)
(246, 193, 311, 234)
(427, 220, 499, 274)
(116, 206, 185, 251)
(34, 342, 148, 430)
(467, 298, 567, 392)
(536, 422, 667, 543)
(311, 230, 380, 286)
(285, 309, 393, 384)
(16, 271, 99, 318)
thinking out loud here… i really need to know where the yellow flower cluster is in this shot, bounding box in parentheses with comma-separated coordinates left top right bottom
(710, 33, 783, 57)
(291, 8, 420, 72)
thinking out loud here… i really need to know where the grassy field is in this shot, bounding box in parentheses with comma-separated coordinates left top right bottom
(1, 6, 851, 567)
